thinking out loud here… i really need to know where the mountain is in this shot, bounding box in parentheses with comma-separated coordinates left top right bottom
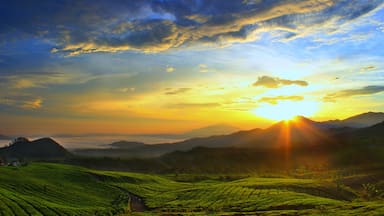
(109, 141, 146, 149)
(170, 116, 330, 150)
(72, 120, 384, 173)
(323, 112, 384, 128)
(0, 137, 70, 160)
(74, 116, 334, 157)
(73, 112, 384, 159)
(73, 128, 263, 158)
(140, 124, 240, 140)
(236, 116, 335, 148)
(180, 124, 240, 138)
(0, 134, 10, 140)
(341, 120, 384, 146)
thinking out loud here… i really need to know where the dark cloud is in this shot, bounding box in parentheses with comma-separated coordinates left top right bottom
(253, 76, 308, 88)
(0, 0, 382, 55)
(323, 85, 384, 102)
(164, 87, 191, 95)
(258, 95, 304, 104)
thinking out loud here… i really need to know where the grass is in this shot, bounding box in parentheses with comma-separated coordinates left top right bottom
(0, 163, 383, 215)
(0, 163, 127, 215)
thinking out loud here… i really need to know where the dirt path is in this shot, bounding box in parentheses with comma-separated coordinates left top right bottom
(110, 185, 148, 213)
(128, 192, 147, 212)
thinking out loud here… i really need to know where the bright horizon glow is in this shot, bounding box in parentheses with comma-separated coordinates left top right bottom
(252, 100, 320, 121)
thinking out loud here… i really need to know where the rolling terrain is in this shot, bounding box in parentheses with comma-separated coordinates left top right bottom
(0, 163, 383, 215)
(73, 113, 384, 159)
(0, 112, 383, 215)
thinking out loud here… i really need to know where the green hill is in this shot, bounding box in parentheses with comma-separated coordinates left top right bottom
(0, 163, 128, 215)
(1, 163, 384, 215)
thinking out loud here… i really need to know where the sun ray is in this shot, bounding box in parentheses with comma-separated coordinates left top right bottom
(253, 100, 319, 121)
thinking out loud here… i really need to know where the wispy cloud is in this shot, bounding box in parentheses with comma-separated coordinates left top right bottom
(0, 95, 43, 109)
(166, 66, 175, 73)
(253, 76, 308, 88)
(164, 88, 191, 95)
(360, 65, 376, 73)
(117, 87, 136, 93)
(1, 71, 75, 89)
(168, 102, 220, 109)
(323, 85, 384, 102)
(21, 98, 43, 109)
(199, 64, 209, 73)
(0, 0, 381, 55)
(258, 95, 304, 104)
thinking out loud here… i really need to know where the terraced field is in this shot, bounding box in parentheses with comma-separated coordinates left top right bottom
(0, 163, 128, 215)
(0, 163, 383, 215)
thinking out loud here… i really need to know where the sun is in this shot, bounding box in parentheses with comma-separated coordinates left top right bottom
(252, 100, 319, 121)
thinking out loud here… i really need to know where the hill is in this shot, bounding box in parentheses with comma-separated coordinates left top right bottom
(180, 123, 240, 138)
(72, 112, 382, 159)
(70, 117, 384, 173)
(1, 162, 383, 215)
(0, 163, 129, 215)
(323, 112, 384, 128)
(0, 134, 10, 140)
(109, 141, 146, 149)
(74, 116, 333, 158)
(0, 137, 70, 160)
(236, 116, 333, 148)
(72, 128, 263, 158)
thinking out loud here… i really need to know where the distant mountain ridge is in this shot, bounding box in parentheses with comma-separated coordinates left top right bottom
(7, 112, 383, 160)
(322, 112, 384, 128)
(139, 124, 240, 140)
(180, 124, 240, 138)
(75, 113, 379, 158)
(0, 134, 11, 140)
(110, 141, 146, 149)
(72, 120, 384, 172)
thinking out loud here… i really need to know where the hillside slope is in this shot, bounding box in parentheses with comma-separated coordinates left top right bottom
(0, 137, 70, 160)
(323, 112, 384, 128)
(0, 163, 128, 215)
(1, 163, 383, 215)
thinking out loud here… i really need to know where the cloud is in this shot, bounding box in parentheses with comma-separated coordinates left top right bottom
(166, 66, 175, 73)
(0, 95, 43, 109)
(199, 64, 209, 73)
(0, 71, 74, 89)
(12, 79, 37, 89)
(221, 97, 258, 111)
(360, 65, 376, 73)
(258, 95, 304, 104)
(117, 87, 135, 93)
(164, 88, 191, 95)
(252, 76, 308, 88)
(168, 102, 220, 109)
(0, 0, 382, 55)
(21, 98, 43, 109)
(323, 85, 384, 102)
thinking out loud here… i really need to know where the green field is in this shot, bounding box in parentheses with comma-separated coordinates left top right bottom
(0, 163, 383, 215)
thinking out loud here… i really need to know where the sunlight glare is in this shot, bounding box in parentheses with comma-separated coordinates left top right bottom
(253, 100, 319, 121)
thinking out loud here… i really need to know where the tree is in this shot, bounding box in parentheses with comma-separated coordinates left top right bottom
(9, 137, 29, 146)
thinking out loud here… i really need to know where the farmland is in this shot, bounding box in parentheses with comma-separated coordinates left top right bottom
(0, 163, 383, 215)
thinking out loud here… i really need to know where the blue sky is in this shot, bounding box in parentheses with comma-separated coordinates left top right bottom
(0, 0, 383, 136)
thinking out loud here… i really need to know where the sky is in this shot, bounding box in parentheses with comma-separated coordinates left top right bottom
(0, 0, 384, 136)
